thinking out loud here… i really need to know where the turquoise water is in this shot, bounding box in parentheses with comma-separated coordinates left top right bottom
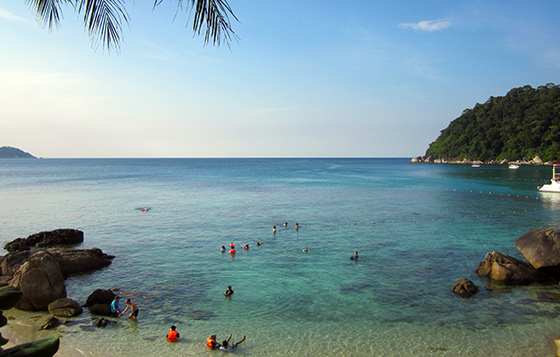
(0, 158, 559, 356)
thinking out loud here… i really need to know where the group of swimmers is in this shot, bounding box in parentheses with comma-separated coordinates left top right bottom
(166, 326, 246, 352)
(273, 222, 300, 234)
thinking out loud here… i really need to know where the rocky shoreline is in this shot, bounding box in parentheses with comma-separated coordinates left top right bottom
(410, 155, 551, 165)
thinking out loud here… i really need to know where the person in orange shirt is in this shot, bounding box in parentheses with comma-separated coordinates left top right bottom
(167, 325, 179, 342)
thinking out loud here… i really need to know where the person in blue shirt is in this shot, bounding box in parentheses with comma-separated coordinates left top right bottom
(110, 296, 121, 316)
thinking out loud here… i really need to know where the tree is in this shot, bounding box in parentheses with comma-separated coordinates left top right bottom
(25, 0, 238, 51)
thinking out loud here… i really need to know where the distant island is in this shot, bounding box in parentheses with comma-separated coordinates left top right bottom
(0, 146, 37, 159)
(413, 83, 560, 164)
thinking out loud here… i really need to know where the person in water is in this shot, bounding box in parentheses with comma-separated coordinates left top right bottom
(167, 325, 179, 342)
(219, 333, 246, 351)
(273, 226, 276, 234)
(224, 286, 234, 297)
(303, 247, 309, 252)
(229, 247, 236, 255)
(295, 223, 300, 230)
(120, 298, 139, 320)
(221, 246, 226, 253)
(257, 242, 263, 246)
(350, 251, 359, 261)
(206, 334, 220, 349)
(110, 296, 121, 317)
(243, 244, 249, 250)
(283, 222, 288, 227)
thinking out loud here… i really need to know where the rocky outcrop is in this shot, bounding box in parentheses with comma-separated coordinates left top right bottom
(48, 298, 83, 317)
(515, 228, 560, 277)
(4, 229, 84, 253)
(90, 303, 113, 317)
(410, 155, 548, 165)
(451, 278, 479, 298)
(9, 251, 66, 311)
(84, 289, 116, 307)
(475, 251, 548, 285)
(0, 248, 114, 283)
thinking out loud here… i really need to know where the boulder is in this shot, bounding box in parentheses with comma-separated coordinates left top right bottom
(48, 298, 83, 317)
(9, 251, 66, 311)
(515, 228, 560, 277)
(4, 229, 84, 253)
(89, 303, 112, 317)
(84, 289, 116, 307)
(451, 278, 479, 298)
(47, 248, 114, 277)
(0, 248, 113, 280)
(41, 316, 62, 330)
(475, 251, 548, 285)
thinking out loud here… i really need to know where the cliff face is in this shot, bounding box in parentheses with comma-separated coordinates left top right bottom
(0, 146, 36, 158)
(422, 84, 560, 163)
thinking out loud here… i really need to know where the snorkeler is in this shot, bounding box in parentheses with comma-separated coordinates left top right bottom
(350, 251, 359, 261)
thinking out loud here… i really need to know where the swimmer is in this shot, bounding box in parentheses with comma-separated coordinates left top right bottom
(295, 223, 300, 230)
(273, 226, 276, 234)
(221, 246, 226, 253)
(303, 248, 309, 252)
(243, 244, 249, 250)
(350, 251, 359, 261)
(229, 247, 236, 255)
(224, 286, 234, 297)
(119, 298, 139, 320)
(257, 242, 263, 246)
(219, 333, 246, 351)
(167, 325, 179, 342)
(229, 243, 235, 248)
(206, 335, 220, 349)
(283, 222, 288, 227)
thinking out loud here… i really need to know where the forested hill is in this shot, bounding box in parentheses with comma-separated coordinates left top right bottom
(423, 83, 560, 162)
(0, 146, 36, 158)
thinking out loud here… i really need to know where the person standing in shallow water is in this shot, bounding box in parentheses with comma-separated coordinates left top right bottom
(224, 286, 234, 297)
(110, 296, 121, 316)
(120, 298, 139, 320)
(167, 325, 179, 342)
(273, 226, 276, 234)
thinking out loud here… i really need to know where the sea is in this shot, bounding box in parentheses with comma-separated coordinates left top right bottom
(0, 158, 559, 356)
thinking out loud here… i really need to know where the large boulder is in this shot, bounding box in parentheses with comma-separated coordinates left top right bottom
(515, 228, 560, 277)
(84, 289, 116, 307)
(4, 229, 84, 253)
(47, 248, 114, 277)
(9, 251, 66, 311)
(475, 251, 548, 285)
(451, 278, 479, 298)
(48, 298, 83, 317)
(89, 303, 112, 317)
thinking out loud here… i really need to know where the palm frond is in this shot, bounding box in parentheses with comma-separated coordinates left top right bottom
(168, 0, 239, 47)
(25, 0, 63, 29)
(76, 0, 129, 52)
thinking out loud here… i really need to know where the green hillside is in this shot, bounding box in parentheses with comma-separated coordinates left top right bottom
(425, 83, 560, 162)
(0, 146, 36, 158)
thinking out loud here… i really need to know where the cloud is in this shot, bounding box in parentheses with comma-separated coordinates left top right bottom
(399, 20, 451, 32)
(0, 8, 32, 24)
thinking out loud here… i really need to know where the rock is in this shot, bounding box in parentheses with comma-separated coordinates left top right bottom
(533, 156, 543, 164)
(9, 251, 66, 311)
(4, 229, 84, 253)
(47, 248, 114, 277)
(41, 316, 62, 330)
(84, 289, 116, 307)
(0, 248, 113, 281)
(451, 278, 479, 298)
(95, 317, 113, 328)
(515, 228, 560, 277)
(475, 251, 548, 285)
(48, 298, 83, 317)
(90, 303, 112, 317)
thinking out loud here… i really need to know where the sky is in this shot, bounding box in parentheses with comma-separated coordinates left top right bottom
(1, 0, 560, 158)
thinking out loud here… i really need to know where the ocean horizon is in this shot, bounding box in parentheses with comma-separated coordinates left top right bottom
(0, 158, 559, 356)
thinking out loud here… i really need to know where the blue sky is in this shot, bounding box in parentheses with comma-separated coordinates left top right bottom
(1, 1, 559, 158)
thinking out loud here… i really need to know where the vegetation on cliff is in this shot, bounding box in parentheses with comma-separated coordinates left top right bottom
(0, 147, 36, 159)
(425, 84, 560, 162)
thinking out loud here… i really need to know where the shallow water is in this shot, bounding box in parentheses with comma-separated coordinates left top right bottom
(0, 158, 559, 356)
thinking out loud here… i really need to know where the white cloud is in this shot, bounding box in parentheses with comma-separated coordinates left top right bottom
(399, 20, 451, 32)
(0, 8, 32, 24)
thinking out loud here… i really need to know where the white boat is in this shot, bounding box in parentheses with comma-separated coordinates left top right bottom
(508, 164, 520, 169)
(539, 159, 560, 193)
(471, 163, 481, 167)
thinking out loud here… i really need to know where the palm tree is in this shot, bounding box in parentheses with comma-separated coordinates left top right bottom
(24, 0, 238, 51)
